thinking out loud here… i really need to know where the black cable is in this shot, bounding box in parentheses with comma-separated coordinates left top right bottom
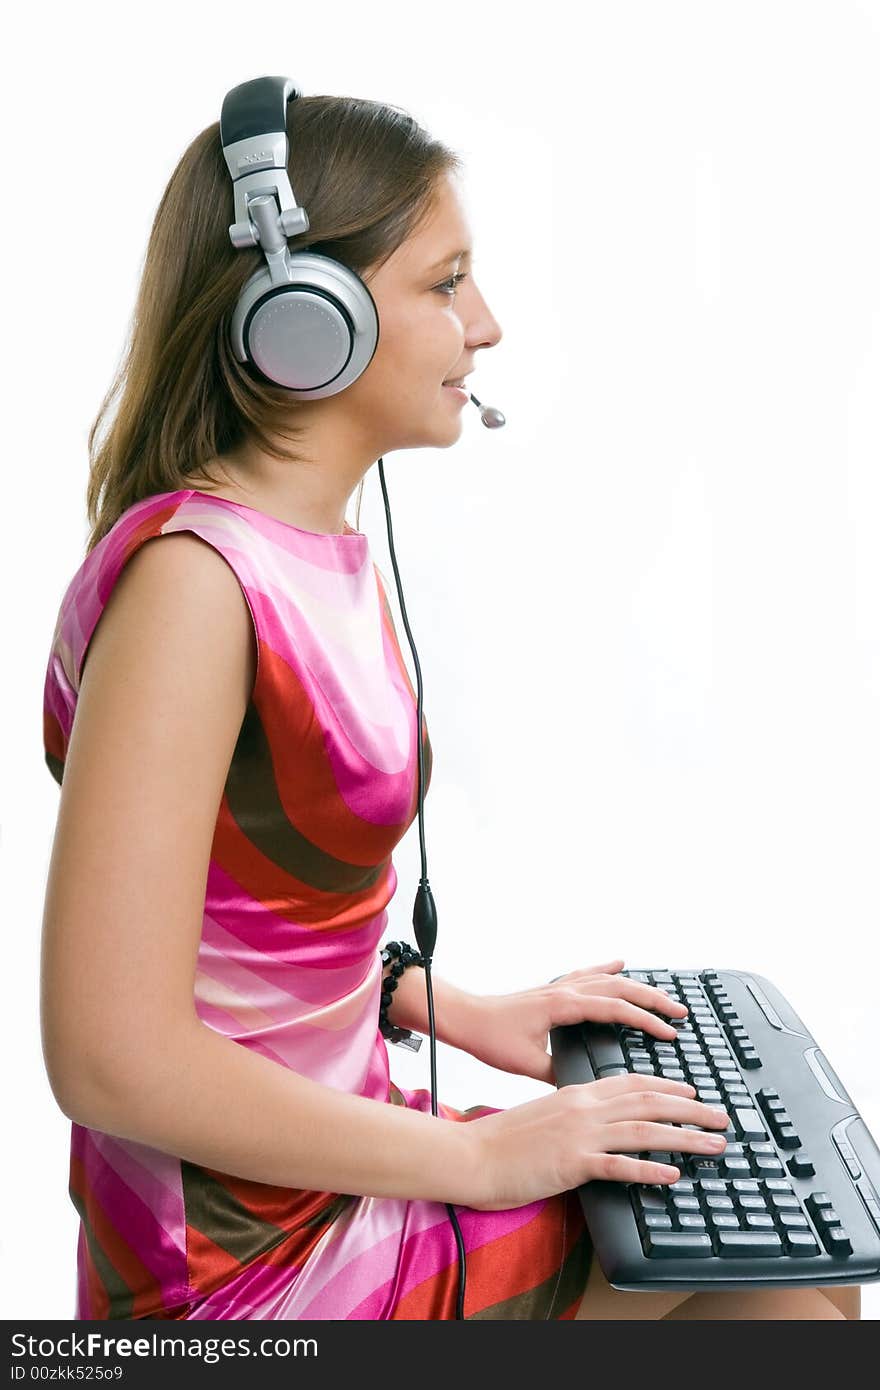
(377, 456, 467, 1320)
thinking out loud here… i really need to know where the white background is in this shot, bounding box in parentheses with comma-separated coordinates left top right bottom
(4, 0, 880, 1321)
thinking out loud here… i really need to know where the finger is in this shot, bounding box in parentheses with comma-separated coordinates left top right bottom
(587, 1074, 696, 1098)
(597, 1093, 730, 1129)
(588, 996, 690, 1037)
(604, 1120, 730, 1154)
(563, 960, 625, 981)
(585, 976, 689, 1020)
(590, 1153, 682, 1185)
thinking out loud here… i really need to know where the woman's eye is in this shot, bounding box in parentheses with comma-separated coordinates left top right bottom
(435, 272, 469, 296)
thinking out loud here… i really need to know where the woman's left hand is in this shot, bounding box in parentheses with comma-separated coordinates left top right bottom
(463, 958, 689, 1085)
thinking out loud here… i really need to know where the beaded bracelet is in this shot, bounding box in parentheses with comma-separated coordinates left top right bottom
(379, 940, 425, 1051)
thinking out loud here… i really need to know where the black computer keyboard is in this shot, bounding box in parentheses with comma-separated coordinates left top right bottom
(549, 968, 880, 1290)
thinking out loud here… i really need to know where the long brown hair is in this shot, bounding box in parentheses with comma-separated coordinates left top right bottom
(83, 94, 463, 555)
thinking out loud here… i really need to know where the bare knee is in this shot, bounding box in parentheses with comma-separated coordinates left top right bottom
(664, 1284, 848, 1320)
(817, 1284, 861, 1320)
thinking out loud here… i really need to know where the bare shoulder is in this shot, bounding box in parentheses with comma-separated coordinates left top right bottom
(79, 528, 256, 697)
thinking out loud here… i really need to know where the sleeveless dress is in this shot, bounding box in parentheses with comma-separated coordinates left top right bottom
(42, 488, 593, 1320)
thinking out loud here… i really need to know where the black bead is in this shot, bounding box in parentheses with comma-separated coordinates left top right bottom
(378, 941, 425, 1042)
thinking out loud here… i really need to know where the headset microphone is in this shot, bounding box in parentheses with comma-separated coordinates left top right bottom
(468, 392, 506, 429)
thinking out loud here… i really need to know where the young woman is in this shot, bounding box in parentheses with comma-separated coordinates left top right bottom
(40, 92, 859, 1321)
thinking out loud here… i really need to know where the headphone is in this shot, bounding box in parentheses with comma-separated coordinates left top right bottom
(220, 74, 506, 1320)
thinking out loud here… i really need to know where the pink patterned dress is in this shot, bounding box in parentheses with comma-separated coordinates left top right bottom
(42, 488, 593, 1318)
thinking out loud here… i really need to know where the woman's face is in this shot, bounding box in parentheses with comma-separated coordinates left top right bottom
(350, 169, 504, 453)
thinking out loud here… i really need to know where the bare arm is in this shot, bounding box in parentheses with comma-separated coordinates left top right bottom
(40, 532, 482, 1208)
(60, 1013, 480, 1205)
(382, 958, 481, 1050)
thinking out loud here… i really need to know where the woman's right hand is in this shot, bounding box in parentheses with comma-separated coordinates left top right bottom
(463, 1073, 730, 1211)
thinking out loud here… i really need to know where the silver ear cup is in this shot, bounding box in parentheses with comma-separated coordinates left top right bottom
(229, 251, 379, 397)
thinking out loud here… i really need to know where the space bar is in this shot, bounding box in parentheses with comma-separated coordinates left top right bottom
(585, 1025, 627, 1075)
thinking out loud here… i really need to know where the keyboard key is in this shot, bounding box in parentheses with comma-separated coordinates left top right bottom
(864, 1196, 880, 1230)
(709, 1213, 741, 1229)
(815, 1207, 841, 1227)
(768, 1194, 802, 1211)
(643, 1213, 674, 1230)
(679, 1214, 707, 1229)
(788, 1153, 815, 1177)
(822, 1227, 853, 1257)
(670, 1196, 701, 1212)
(835, 1138, 862, 1180)
(634, 1186, 668, 1211)
(704, 1196, 735, 1211)
(716, 1231, 783, 1256)
(645, 1232, 714, 1257)
(807, 1192, 834, 1211)
(687, 1157, 724, 1180)
(744, 1213, 775, 1229)
(732, 1179, 760, 1193)
(785, 1231, 821, 1255)
(752, 1156, 786, 1175)
(734, 1108, 767, 1140)
(778, 1212, 809, 1229)
(738, 1195, 769, 1211)
(722, 1158, 752, 1176)
(776, 1125, 801, 1149)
